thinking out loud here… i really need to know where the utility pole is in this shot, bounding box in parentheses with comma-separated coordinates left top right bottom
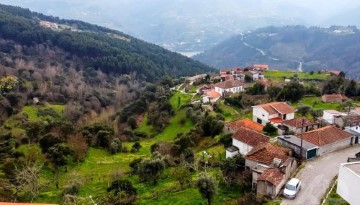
(300, 117, 305, 159)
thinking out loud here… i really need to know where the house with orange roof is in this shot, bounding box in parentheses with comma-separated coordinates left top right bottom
(202, 89, 221, 103)
(321, 94, 348, 103)
(245, 142, 297, 198)
(294, 126, 354, 156)
(278, 126, 355, 159)
(252, 102, 296, 126)
(252, 64, 269, 71)
(279, 117, 319, 135)
(225, 127, 269, 157)
(225, 119, 264, 133)
(329, 70, 342, 76)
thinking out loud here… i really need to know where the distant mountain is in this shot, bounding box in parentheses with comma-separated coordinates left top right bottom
(194, 26, 360, 78)
(0, 4, 214, 81)
(2, 0, 360, 53)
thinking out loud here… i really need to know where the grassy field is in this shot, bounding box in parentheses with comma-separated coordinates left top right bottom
(21, 103, 65, 121)
(265, 70, 329, 82)
(292, 96, 341, 110)
(169, 91, 192, 110)
(26, 93, 239, 204)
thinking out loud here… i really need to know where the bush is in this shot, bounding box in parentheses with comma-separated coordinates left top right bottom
(263, 123, 277, 136)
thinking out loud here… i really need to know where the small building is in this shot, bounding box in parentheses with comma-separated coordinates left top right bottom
(256, 168, 287, 199)
(246, 142, 297, 199)
(219, 68, 233, 75)
(196, 84, 212, 95)
(202, 90, 221, 103)
(278, 117, 319, 135)
(277, 135, 319, 160)
(250, 71, 265, 81)
(226, 127, 269, 157)
(252, 64, 269, 71)
(321, 94, 347, 103)
(334, 114, 360, 129)
(337, 162, 360, 205)
(329, 70, 342, 76)
(225, 118, 264, 133)
(294, 126, 354, 156)
(252, 102, 296, 126)
(220, 74, 234, 81)
(322, 110, 347, 124)
(214, 80, 245, 95)
(245, 142, 291, 170)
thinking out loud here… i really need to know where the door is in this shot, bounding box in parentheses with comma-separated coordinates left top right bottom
(355, 136, 359, 144)
(307, 148, 317, 160)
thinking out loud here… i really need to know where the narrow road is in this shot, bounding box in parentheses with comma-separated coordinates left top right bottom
(281, 145, 360, 205)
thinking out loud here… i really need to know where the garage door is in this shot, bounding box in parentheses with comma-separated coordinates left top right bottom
(307, 148, 317, 160)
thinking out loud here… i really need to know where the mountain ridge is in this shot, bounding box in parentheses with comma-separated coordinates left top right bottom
(194, 25, 360, 78)
(0, 4, 214, 82)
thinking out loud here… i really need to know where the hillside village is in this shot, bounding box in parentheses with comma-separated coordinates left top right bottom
(1, 4, 360, 205)
(177, 64, 360, 204)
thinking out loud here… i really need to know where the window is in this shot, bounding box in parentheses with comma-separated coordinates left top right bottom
(283, 114, 287, 119)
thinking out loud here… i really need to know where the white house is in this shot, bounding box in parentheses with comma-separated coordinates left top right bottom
(202, 89, 221, 103)
(252, 102, 296, 126)
(226, 127, 269, 158)
(322, 110, 347, 124)
(337, 162, 360, 205)
(214, 80, 245, 95)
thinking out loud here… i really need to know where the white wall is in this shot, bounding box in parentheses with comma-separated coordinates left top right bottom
(285, 113, 295, 120)
(323, 112, 336, 124)
(318, 137, 352, 156)
(226, 150, 239, 158)
(337, 162, 360, 205)
(253, 107, 270, 125)
(233, 138, 253, 155)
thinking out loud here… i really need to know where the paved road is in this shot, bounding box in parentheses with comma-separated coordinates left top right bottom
(281, 145, 360, 205)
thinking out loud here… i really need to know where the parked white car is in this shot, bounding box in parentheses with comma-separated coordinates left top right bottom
(283, 178, 301, 199)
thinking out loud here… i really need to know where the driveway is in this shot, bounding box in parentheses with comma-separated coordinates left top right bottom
(281, 145, 360, 205)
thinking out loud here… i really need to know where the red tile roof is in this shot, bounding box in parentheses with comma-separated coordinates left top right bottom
(282, 117, 317, 128)
(257, 168, 284, 185)
(329, 70, 341, 76)
(214, 80, 244, 89)
(255, 102, 296, 115)
(233, 127, 269, 147)
(258, 79, 271, 87)
(270, 117, 283, 124)
(226, 119, 264, 133)
(322, 94, 347, 102)
(204, 89, 221, 99)
(245, 142, 290, 166)
(295, 126, 353, 146)
(220, 68, 232, 73)
(253, 64, 269, 70)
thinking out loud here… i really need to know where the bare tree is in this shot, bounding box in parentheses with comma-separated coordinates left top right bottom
(14, 161, 43, 202)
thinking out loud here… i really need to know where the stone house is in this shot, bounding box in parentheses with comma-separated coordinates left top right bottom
(245, 142, 297, 199)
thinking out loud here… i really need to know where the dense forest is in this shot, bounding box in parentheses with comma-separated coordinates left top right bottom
(0, 4, 214, 82)
(194, 25, 360, 79)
